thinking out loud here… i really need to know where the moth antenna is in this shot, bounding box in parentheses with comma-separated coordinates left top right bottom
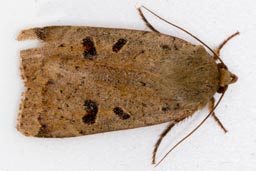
(155, 90, 227, 167)
(137, 8, 160, 33)
(215, 31, 240, 56)
(140, 6, 225, 66)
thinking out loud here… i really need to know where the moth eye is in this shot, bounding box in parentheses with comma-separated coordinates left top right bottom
(113, 107, 131, 120)
(112, 38, 127, 52)
(82, 100, 98, 125)
(82, 37, 97, 60)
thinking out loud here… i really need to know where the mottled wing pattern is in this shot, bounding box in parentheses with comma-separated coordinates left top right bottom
(17, 26, 219, 137)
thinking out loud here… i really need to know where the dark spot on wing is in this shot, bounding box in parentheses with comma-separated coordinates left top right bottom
(174, 103, 180, 110)
(35, 29, 47, 40)
(160, 44, 171, 50)
(59, 44, 65, 47)
(171, 37, 179, 50)
(113, 107, 131, 120)
(82, 100, 98, 124)
(46, 79, 55, 85)
(82, 37, 97, 60)
(37, 124, 48, 137)
(174, 44, 178, 50)
(161, 105, 170, 112)
(112, 38, 127, 52)
(139, 81, 146, 86)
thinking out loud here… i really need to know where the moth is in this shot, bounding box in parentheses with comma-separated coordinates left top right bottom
(17, 6, 238, 165)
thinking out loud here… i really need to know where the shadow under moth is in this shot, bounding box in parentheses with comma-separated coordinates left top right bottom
(17, 6, 238, 165)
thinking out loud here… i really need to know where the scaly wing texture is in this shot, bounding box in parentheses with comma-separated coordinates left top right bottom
(17, 26, 219, 137)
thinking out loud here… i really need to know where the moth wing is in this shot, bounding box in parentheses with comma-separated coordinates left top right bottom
(18, 26, 217, 137)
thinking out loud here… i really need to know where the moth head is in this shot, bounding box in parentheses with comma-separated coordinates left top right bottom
(217, 63, 238, 93)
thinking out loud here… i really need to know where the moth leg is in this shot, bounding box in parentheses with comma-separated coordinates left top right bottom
(137, 8, 160, 33)
(208, 97, 228, 133)
(213, 31, 240, 60)
(152, 121, 176, 164)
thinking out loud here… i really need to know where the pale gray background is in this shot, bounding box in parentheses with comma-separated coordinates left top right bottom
(0, 0, 255, 171)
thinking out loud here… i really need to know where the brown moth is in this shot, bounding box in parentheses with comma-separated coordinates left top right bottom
(17, 6, 238, 165)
